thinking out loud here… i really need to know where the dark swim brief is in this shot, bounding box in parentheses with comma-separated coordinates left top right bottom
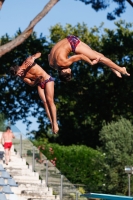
(4, 142, 12, 149)
(38, 76, 54, 89)
(67, 35, 80, 52)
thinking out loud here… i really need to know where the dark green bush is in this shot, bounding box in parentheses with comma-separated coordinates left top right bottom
(33, 140, 105, 192)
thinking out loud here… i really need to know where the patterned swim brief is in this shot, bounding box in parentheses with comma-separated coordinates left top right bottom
(38, 76, 55, 89)
(67, 35, 80, 52)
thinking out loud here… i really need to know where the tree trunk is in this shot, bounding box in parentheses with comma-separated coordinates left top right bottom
(0, 0, 59, 57)
(0, 0, 5, 9)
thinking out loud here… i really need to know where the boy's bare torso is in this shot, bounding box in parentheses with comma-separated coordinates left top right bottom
(48, 38, 71, 69)
(2, 131, 14, 143)
(21, 56, 49, 81)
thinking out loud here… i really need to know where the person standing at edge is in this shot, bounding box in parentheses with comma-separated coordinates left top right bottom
(1, 126, 15, 165)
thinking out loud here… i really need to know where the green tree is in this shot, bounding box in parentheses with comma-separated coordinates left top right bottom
(1, 21, 133, 147)
(46, 21, 133, 147)
(33, 141, 105, 192)
(77, 0, 133, 20)
(0, 31, 55, 131)
(99, 117, 133, 195)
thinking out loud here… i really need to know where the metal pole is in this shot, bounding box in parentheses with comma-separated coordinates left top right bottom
(128, 174, 131, 196)
(76, 191, 78, 200)
(8, 120, 11, 126)
(45, 159, 48, 187)
(20, 134, 22, 158)
(32, 146, 35, 172)
(60, 174, 63, 200)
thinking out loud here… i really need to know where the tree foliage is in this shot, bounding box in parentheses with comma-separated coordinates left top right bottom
(77, 0, 133, 20)
(0, 21, 133, 147)
(0, 31, 53, 130)
(99, 117, 133, 194)
(46, 21, 133, 147)
(33, 140, 105, 192)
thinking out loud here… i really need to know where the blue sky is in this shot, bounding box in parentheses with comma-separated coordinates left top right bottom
(0, 0, 133, 134)
(1, 0, 133, 38)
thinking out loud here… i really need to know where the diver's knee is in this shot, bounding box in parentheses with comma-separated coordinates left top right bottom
(47, 99, 54, 105)
(46, 97, 54, 106)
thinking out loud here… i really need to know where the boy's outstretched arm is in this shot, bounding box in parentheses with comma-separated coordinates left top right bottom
(63, 54, 99, 67)
(24, 52, 41, 67)
(32, 52, 41, 60)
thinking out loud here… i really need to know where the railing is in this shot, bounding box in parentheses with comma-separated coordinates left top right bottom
(12, 132, 88, 200)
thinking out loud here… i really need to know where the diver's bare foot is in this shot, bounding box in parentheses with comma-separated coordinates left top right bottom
(52, 123, 59, 134)
(111, 67, 130, 78)
(121, 67, 130, 76)
(111, 69, 122, 78)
